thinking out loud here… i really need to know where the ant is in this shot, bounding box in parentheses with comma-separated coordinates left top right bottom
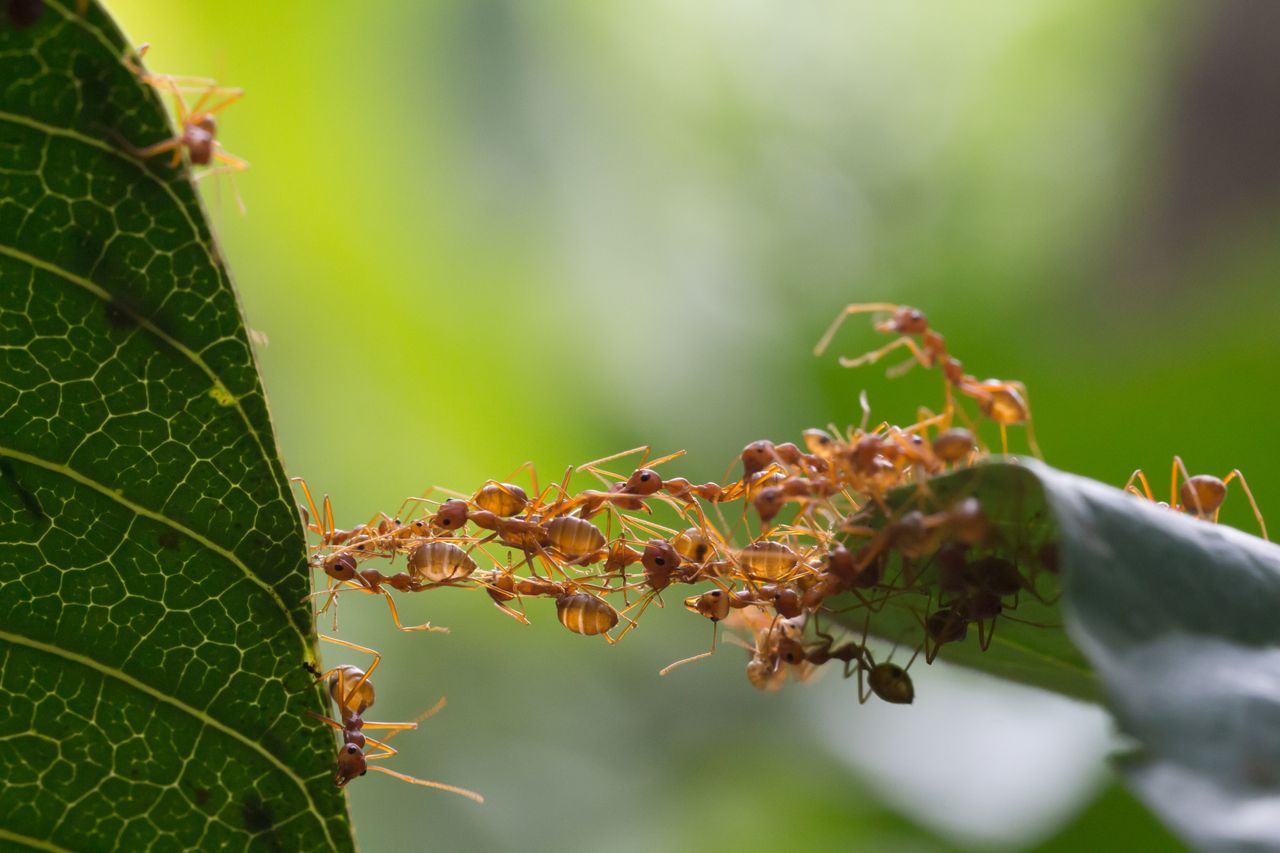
(1125, 456, 1268, 540)
(306, 636, 483, 802)
(814, 303, 1040, 456)
(307, 551, 449, 634)
(119, 44, 249, 207)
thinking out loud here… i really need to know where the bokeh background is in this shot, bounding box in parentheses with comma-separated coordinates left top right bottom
(106, 1, 1280, 849)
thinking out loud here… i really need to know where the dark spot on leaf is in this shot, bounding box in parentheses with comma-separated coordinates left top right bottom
(1, 460, 45, 520)
(158, 530, 181, 550)
(241, 796, 275, 834)
(5, 0, 43, 29)
(104, 300, 137, 330)
(194, 787, 210, 806)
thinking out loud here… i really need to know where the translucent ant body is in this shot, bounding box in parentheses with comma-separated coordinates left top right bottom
(1124, 456, 1268, 540)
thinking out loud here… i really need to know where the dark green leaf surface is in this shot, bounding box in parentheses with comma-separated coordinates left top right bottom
(840, 459, 1280, 851)
(831, 461, 1096, 701)
(0, 3, 351, 850)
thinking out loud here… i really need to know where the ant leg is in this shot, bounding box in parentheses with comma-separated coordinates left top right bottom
(503, 459, 539, 489)
(318, 635, 381, 712)
(378, 590, 448, 633)
(358, 723, 417, 743)
(1222, 469, 1269, 540)
(305, 710, 344, 732)
(363, 761, 484, 803)
(814, 302, 903, 357)
(373, 697, 448, 743)
(1171, 456, 1200, 514)
(1002, 613, 1062, 629)
(193, 87, 244, 119)
(612, 591, 656, 643)
(290, 477, 325, 539)
(1010, 381, 1042, 458)
(978, 617, 996, 652)
(323, 495, 336, 544)
(838, 336, 928, 371)
(855, 657, 873, 704)
(1123, 469, 1155, 502)
(120, 137, 182, 163)
(645, 449, 686, 469)
(576, 446, 650, 475)
(659, 622, 718, 676)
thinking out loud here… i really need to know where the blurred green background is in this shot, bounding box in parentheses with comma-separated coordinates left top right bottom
(107, 1, 1280, 849)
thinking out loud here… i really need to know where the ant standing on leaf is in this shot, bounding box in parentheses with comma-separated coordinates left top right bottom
(119, 43, 249, 210)
(1125, 456, 1268, 540)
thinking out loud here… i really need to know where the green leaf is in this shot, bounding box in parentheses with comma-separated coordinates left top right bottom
(836, 459, 1280, 850)
(0, 3, 352, 850)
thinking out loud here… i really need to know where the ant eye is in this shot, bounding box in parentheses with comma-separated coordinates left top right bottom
(711, 590, 722, 597)
(360, 770, 367, 776)
(640, 473, 651, 481)
(655, 557, 665, 565)
(346, 745, 358, 753)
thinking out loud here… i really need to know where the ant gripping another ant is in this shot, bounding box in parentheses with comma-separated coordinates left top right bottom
(288, 307, 1078, 705)
(1125, 455, 1268, 540)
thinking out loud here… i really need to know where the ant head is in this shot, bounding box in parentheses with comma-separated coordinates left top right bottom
(684, 589, 729, 621)
(883, 306, 928, 335)
(185, 123, 215, 166)
(432, 499, 469, 530)
(741, 440, 775, 476)
(752, 487, 785, 525)
(625, 468, 663, 496)
(322, 552, 358, 582)
(334, 743, 368, 787)
(851, 434, 882, 467)
(771, 586, 802, 619)
(825, 545, 856, 584)
(777, 637, 806, 666)
(802, 429, 835, 458)
(642, 539, 680, 573)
